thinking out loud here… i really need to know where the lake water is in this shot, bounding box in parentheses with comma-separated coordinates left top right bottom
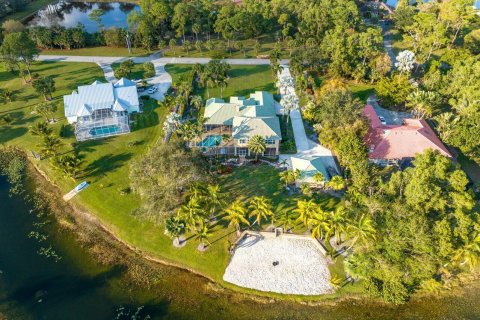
(1, 175, 480, 319)
(25, 1, 140, 33)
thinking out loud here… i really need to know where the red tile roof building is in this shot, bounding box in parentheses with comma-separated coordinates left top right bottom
(362, 105, 452, 165)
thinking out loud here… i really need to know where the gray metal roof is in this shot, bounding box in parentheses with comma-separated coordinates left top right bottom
(232, 116, 281, 140)
(64, 80, 138, 118)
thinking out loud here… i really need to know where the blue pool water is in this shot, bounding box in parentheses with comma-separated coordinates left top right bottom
(89, 125, 120, 136)
(198, 135, 222, 147)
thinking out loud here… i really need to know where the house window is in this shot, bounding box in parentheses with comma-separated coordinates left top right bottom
(265, 139, 275, 145)
(237, 148, 247, 156)
(239, 139, 247, 144)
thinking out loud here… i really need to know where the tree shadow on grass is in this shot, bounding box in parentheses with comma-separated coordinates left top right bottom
(0, 126, 28, 144)
(83, 152, 133, 180)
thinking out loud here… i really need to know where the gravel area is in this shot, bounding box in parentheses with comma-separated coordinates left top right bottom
(223, 234, 333, 295)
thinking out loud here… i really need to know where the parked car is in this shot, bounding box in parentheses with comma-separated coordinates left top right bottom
(378, 116, 387, 125)
(147, 86, 158, 94)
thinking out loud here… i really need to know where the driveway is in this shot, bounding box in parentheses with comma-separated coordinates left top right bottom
(277, 66, 339, 174)
(367, 96, 412, 125)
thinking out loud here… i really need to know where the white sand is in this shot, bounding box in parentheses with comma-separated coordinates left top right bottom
(223, 235, 333, 295)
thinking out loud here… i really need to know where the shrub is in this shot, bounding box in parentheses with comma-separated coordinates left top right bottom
(143, 62, 155, 78)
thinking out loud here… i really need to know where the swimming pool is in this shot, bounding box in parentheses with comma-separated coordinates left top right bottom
(198, 135, 222, 147)
(89, 125, 120, 136)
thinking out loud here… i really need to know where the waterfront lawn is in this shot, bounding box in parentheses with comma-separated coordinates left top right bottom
(40, 46, 151, 57)
(0, 0, 54, 23)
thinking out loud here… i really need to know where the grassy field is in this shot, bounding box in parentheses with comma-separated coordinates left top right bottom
(111, 62, 146, 80)
(40, 47, 152, 57)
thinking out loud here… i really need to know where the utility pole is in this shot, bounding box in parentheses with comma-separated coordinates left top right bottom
(126, 32, 132, 54)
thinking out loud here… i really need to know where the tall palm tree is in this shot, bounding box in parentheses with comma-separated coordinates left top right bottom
(313, 172, 325, 188)
(248, 135, 266, 161)
(51, 154, 81, 180)
(280, 94, 298, 136)
(178, 197, 204, 232)
(326, 206, 348, 245)
(217, 75, 229, 98)
(248, 196, 274, 227)
(190, 95, 203, 111)
(406, 89, 441, 119)
(205, 184, 226, 218)
(223, 200, 249, 236)
(277, 210, 296, 231)
(279, 169, 296, 188)
(454, 233, 480, 271)
(39, 134, 62, 158)
(327, 175, 345, 191)
(294, 199, 318, 227)
(29, 121, 52, 136)
(279, 158, 288, 170)
(345, 214, 376, 250)
(309, 210, 330, 240)
(194, 222, 212, 251)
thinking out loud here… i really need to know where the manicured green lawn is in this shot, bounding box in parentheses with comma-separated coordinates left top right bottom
(347, 81, 376, 103)
(111, 62, 146, 80)
(166, 63, 276, 119)
(40, 46, 151, 57)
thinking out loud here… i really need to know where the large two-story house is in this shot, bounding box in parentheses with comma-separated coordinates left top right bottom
(200, 91, 282, 156)
(64, 78, 140, 141)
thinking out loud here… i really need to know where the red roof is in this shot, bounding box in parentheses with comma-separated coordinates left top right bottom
(362, 105, 452, 160)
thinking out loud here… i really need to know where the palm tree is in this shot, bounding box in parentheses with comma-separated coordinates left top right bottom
(454, 233, 480, 271)
(277, 211, 296, 231)
(194, 222, 212, 251)
(326, 206, 348, 245)
(164, 215, 186, 246)
(279, 169, 297, 188)
(1, 114, 14, 126)
(217, 75, 229, 98)
(29, 121, 52, 136)
(182, 40, 192, 55)
(39, 134, 62, 158)
(169, 38, 177, 55)
(406, 89, 440, 119)
(205, 184, 226, 218)
(294, 199, 318, 226)
(51, 154, 81, 180)
(248, 135, 266, 161)
(178, 197, 204, 232)
(248, 196, 274, 227)
(190, 95, 203, 111)
(223, 200, 249, 236)
(313, 172, 324, 184)
(327, 175, 344, 191)
(1, 89, 14, 103)
(279, 158, 288, 170)
(309, 209, 330, 240)
(345, 214, 376, 250)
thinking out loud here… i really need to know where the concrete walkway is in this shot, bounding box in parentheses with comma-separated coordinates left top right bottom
(277, 66, 339, 174)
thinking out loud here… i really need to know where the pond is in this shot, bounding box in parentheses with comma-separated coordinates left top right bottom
(25, 1, 140, 33)
(1, 175, 480, 319)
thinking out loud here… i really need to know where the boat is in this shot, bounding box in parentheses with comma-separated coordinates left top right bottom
(74, 181, 89, 192)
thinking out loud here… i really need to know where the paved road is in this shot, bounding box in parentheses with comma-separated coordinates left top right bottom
(38, 54, 289, 65)
(37, 54, 289, 101)
(381, 21, 397, 69)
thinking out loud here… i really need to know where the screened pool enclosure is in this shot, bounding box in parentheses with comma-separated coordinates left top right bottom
(74, 109, 130, 141)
